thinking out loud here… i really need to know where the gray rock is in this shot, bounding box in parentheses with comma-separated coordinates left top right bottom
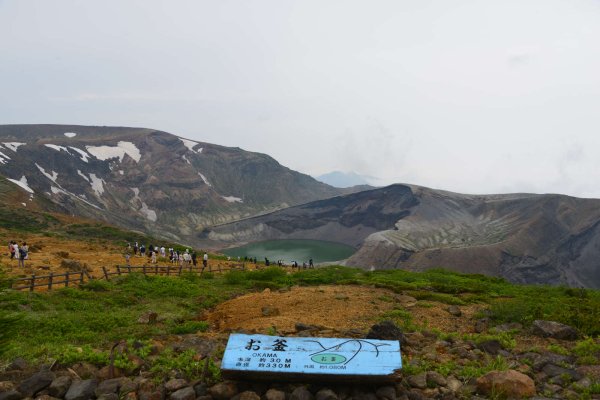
(0, 390, 22, 400)
(17, 371, 55, 398)
(426, 371, 447, 387)
(193, 383, 208, 397)
(446, 306, 461, 317)
(492, 322, 522, 332)
(446, 376, 462, 392)
(138, 311, 158, 324)
(406, 390, 425, 400)
(375, 386, 396, 400)
(290, 386, 314, 400)
(261, 306, 280, 316)
(235, 391, 261, 400)
(97, 394, 120, 400)
(164, 379, 188, 393)
(532, 320, 579, 340)
(350, 391, 377, 400)
(366, 320, 406, 345)
(48, 376, 72, 398)
(478, 339, 503, 355)
(8, 358, 28, 371)
(119, 379, 137, 396)
(542, 364, 582, 380)
(95, 378, 122, 396)
(407, 373, 427, 389)
(265, 388, 286, 400)
(169, 387, 195, 400)
(295, 323, 319, 332)
(474, 318, 489, 333)
(65, 379, 98, 400)
(315, 388, 338, 400)
(209, 381, 238, 400)
(531, 352, 575, 372)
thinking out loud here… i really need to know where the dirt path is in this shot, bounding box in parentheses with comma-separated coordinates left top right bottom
(206, 285, 483, 335)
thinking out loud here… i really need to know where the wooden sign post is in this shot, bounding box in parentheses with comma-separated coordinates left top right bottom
(221, 334, 402, 383)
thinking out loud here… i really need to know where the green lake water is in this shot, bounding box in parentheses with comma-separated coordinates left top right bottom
(221, 239, 356, 264)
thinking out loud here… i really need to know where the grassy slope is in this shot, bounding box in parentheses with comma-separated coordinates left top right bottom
(1, 267, 599, 361)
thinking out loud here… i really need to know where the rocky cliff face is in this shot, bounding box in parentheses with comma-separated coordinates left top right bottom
(207, 184, 600, 288)
(0, 124, 345, 245)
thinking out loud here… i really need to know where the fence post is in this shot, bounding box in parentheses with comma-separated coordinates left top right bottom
(155, 265, 158, 275)
(128, 265, 132, 274)
(178, 265, 182, 276)
(30, 274, 35, 292)
(48, 272, 53, 290)
(103, 267, 109, 280)
(117, 266, 121, 275)
(80, 272, 84, 285)
(65, 273, 70, 287)
(218, 263, 222, 273)
(143, 265, 146, 275)
(167, 266, 170, 276)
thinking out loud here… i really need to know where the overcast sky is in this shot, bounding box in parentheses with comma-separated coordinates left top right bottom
(1, 0, 600, 197)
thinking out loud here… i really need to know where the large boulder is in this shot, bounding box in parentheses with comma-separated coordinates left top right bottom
(476, 370, 535, 398)
(366, 320, 406, 345)
(531, 320, 579, 340)
(65, 379, 98, 400)
(16, 371, 55, 397)
(48, 376, 72, 398)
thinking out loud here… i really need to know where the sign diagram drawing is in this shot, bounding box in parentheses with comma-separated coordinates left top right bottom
(305, 339, 390, 365)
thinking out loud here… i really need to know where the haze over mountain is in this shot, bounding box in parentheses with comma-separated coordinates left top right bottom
(0, 124, 352, 245)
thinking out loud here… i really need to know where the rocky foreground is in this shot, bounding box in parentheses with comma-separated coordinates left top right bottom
(1, 319, 598, 400)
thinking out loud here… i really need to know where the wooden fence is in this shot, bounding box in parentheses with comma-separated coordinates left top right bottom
(10, 270, 93, 291)
(8, 262, 247, 291)
(100, 262, 246, 280)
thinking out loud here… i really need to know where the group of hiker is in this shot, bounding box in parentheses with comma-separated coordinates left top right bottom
(7, 241, 29, 268)
(242, 256, 315, 269)
(125, 242, 209, 269)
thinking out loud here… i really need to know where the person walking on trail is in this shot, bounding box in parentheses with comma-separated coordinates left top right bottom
(202, 252, 208, 271)
(309, 258, 314, 268)
(191, 251, 197, 266)
(9, 241, 15, 259)
(18, 242, 26, 268)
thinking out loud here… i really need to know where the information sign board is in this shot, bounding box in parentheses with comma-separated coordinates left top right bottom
(221, 334, 402, 383)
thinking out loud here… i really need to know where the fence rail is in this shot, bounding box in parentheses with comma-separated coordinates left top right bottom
(9, 262, 247, 291)
(10, 270, 93, 291)
(101, 262, 246, 280)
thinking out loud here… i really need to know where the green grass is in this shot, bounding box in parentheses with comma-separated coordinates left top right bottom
(0, 273, 240, 362)
(2, 265, 600, 371)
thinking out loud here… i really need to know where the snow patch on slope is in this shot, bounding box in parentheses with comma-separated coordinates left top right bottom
(3, 142, 26, 152)
(0, 150, 10, 164)
(86, 141, 141, 163)
(68, 147, 90, 163)
(198, 172, 212, 187)
(182, 155, 191, 165)
(180, 138, 203, 153)
(36, 163, 58, 183)
(45, 144, 71, 154)
(222, 195, 243, 203)
(77, 170, 90, 182)
(130, 188, 158, 222)
(8, 176, 34, 193)
(89, 173, 105, 197)
(64, 132, 77, 138)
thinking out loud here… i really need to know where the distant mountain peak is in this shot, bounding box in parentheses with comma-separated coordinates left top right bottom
(315, 171, 373, 188)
